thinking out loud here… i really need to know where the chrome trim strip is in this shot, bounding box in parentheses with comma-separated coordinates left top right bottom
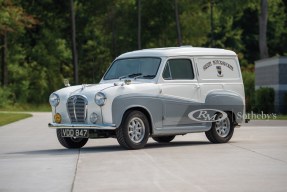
(73, 98, 77, 122)
(48, 123, 117, 130)
(84, 103, 88, 121)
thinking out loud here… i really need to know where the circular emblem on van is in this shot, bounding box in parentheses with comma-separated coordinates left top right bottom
(188, 109, 228, 122)
(216, 66, 223, 77)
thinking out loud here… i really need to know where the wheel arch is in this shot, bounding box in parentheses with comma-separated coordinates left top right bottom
(223, 110, 237, 125)
(112, 94, 163, 134)
(120, 106, 154, 135)
(205, 90, 245, 124)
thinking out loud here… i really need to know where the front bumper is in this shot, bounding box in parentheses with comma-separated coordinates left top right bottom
(48, 123, 117, 130)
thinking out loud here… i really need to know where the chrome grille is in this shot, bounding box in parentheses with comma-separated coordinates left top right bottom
(67, 95, 88, 123)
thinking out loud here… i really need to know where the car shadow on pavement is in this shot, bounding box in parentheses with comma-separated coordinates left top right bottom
(147, 141, 212, 149)
(5, 148, 81, 157)
(81, 141, 212, 153)
(5, 141, 212, 156)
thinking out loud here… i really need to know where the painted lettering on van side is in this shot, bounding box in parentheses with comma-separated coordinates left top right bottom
(203, 61, 212, 70)
(213, 60, 233, 71)
(203, 60, 233, 71)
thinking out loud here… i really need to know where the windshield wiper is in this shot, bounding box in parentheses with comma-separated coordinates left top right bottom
(134, 75, 156, 79)
(142, 75, 156, 79)
(119, 73, 142, 80)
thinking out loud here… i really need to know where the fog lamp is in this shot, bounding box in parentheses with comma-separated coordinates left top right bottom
(90, 112, 98, 124)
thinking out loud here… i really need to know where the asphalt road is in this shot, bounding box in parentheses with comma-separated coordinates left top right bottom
(0, 113, 287, 192)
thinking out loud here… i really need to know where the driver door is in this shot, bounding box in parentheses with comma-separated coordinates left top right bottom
(160, 58, 201, 127)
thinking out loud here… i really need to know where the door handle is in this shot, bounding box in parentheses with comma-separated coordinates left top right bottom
(195, 84, 200, 89)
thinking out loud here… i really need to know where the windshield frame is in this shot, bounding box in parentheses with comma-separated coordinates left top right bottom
(103, 57, 162, 81)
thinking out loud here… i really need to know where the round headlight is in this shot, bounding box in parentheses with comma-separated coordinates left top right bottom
(95, 92, 106, 106)
(49, 93, 60, 107)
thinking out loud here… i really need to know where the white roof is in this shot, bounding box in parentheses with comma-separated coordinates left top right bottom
(117, 47, 236, 59)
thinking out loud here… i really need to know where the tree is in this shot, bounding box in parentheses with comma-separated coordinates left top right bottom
(70, 0, 78, 84)
(137, 0, 141, 49)
(0, 32, 7, 86)
(174, 0, 182, 46)
(259, 0, 269, 59)
(0, 0, 36, 86)
(1, 0, 287, 106)
(14, 0, 72, 103)
(210, 0, 214, 47)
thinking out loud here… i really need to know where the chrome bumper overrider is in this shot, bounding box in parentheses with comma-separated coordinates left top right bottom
(48, 123, 117, 130)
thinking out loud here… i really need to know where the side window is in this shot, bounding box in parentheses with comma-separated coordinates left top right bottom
(163, 59, 194, 80)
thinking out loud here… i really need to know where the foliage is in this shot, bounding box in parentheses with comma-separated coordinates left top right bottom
(0, 0, 286, 107)
(0, 86, 13, 107)
(0, 0, 37, 34)
(242, 71, 255, 112)
(254, 87, 275, 113)
(180, 1, 210, 46)
(274, 115, 287, 120)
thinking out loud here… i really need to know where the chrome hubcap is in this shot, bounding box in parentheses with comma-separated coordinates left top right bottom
(128, 117, 145, 143)
(215, 114, 230, 137)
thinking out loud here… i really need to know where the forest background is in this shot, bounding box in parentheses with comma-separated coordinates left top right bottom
(0, 0, 286, 112)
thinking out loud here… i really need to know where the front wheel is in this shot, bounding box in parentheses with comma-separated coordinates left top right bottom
(116, 110, 150, 150)
(56, 129, 88, 148)
(205, 112, 234, 143)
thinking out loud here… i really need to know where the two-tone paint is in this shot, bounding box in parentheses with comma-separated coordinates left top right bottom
(49, 47, 245, 137)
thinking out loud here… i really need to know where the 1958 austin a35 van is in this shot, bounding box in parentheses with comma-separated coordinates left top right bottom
(48, 47, 245, 150)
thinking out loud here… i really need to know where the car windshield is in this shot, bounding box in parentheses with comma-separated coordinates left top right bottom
(104, 57, 161, 80)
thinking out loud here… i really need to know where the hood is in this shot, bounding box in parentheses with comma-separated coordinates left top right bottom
(54, 80, 157, 99)
(55, 83, 115, 98)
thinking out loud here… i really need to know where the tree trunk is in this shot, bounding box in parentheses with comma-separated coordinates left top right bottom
(259, 0, 269, 59)
(137, 0, 142, 50)
(175, 0, 182, 46)
(1, 32, 8, 86)
(109, 4, 117, 58)
(210, 0, 214, 47)
(70, 0, 78, 84)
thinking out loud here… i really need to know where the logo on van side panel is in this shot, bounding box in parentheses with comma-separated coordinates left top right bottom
(203, 60, 234, 78)
(216, 66, 223, 77)
(188, 109, 228, 122)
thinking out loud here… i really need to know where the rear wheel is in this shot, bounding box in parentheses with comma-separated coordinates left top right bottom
(116, 110, 150, 150)
(205, 112, 234, 143)
(56, 129, 88, 148)
(152, 135, 175, 143)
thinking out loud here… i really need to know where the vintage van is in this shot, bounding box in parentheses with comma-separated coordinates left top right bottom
(48, 47, 245, 150)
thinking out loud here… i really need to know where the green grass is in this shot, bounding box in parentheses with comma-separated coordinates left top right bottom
(0, 103, 50, 112)
(274, 115, 287, 120)
(0, 113, 33, 126)
(247, 113, 287, 120)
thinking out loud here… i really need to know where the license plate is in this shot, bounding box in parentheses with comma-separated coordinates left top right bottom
(61, 129, 89, 138)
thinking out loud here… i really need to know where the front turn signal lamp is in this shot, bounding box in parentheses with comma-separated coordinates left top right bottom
(54, 113, 62, 123)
